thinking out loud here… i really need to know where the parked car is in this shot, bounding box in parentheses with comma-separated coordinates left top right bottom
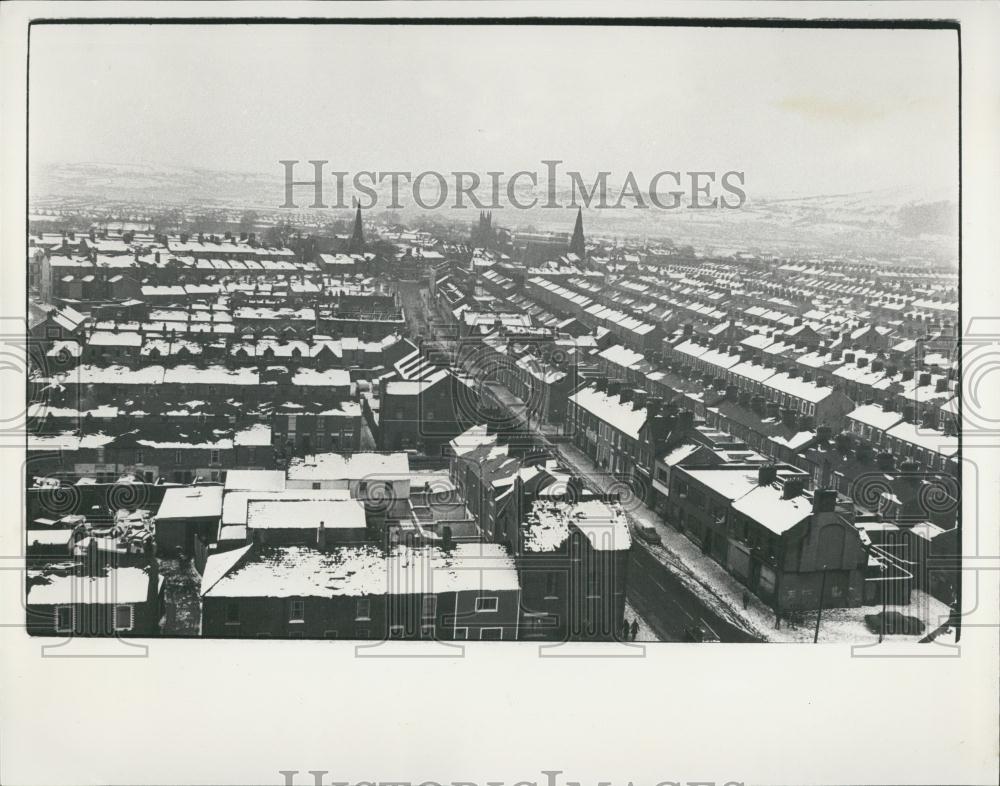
(633, 521, 662, 545)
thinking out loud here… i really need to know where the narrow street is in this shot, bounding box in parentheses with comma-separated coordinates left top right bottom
(453, 354, 767, 642)
(628, 543, 757, 642)
(553, 440, 765, 642)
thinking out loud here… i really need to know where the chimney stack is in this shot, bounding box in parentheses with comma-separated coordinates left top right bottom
(758, 465, 778, 486)
(812, 489, 837, 513)
(782, 477, 805, 500)
(892, 461, 924, 523)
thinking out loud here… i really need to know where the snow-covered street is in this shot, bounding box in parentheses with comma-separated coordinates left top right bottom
(556, 442, 952, 644)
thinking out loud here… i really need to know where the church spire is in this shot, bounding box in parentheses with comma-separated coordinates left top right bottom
(349, 202, 365, 254)
(569, 207, 585, 258)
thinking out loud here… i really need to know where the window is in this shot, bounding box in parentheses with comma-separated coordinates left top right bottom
(421, 595, 437, 619)
(356, 598, 371, 620)
(479, 627, 503, 640)
(247, 448, 256, 463)
(454, 627, 468, 640)
(420, 623, 435, 639)
(55, 606, 73, 632)
(289, 599, 305, 623)
(210, 449, 221, 465)
(225, 603, 239, 625)
(475, 596, 499, 613)
(174, 450, 183, 464)
(114, 605, 133, 632)
(312, 482, 322, 490)
(135, 450, 144, 465)
(324, 630, 339, 639)
(357, 480, 368, 496)
(389, 625, 405, 639)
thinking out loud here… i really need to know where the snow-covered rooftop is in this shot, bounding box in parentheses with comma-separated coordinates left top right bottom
(599, 344, 645, 369)
(246, 498, 366, 530)
(28, 566, 152, 605)
(155, 485, 224, 520)
(221, 489, 352, 526)
(286, 452, 409, 482)
(233, 423, 272, 446)
(224, 470, 286, 492)
(201, 542, 519, 598)
(523, 499, 631, 553)
(450, 425, 496, 457)
(731, 484, 812, 535)
(885, 421, 959, 457)
(291, 368, 351, 387)
(847, 404, 905, 432)
(569, 387, 648, 440)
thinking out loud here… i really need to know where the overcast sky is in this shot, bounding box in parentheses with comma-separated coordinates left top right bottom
(29, 23, 959, 198)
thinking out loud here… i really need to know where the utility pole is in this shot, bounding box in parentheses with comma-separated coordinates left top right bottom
(880, 536, 891, 643)
(880, 566, 887, 644)
(813, 569, 828, 643)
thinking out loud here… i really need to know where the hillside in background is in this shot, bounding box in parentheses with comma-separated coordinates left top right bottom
(30, 161, 958, 263)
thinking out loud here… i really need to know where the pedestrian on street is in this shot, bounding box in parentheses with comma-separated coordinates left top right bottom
(630, 619, 639, 641)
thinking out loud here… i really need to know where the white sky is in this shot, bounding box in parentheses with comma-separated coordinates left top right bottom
(29, 23, 959, 197)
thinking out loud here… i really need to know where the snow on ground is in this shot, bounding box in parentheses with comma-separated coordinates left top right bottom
(624, 599, 662, 642)
(556, 442, 951, 644)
